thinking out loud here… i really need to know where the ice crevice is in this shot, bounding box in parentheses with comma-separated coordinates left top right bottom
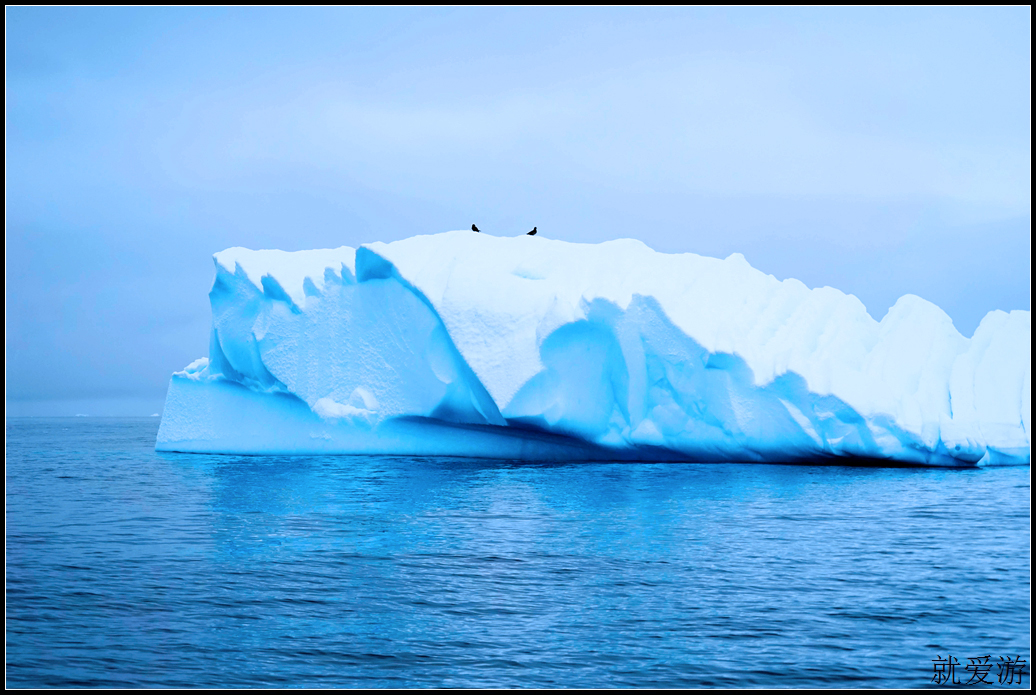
(157, 231, 1030, 466)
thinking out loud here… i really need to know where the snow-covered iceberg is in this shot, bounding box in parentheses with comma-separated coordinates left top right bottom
(157, 231, 1030, 466)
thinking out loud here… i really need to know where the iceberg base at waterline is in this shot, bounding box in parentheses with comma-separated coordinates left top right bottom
(160, 376, 636, 460)
(156, 231, 1030, 466)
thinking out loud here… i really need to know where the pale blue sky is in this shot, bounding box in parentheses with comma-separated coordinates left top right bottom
(6, 7, 1031, 415)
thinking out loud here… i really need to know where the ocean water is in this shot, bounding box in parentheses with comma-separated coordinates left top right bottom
(6, 418, 1030, 688)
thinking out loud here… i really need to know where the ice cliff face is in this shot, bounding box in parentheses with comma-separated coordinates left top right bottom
(157, 231, 1030, 465)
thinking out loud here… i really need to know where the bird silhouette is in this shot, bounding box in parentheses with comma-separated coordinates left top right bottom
(527, 227, 537, 236)
(471, 224, 480, 232)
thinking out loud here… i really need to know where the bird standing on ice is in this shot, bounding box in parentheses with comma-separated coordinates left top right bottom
(471, 224, 480, 232)
(527, 227, 537, 236)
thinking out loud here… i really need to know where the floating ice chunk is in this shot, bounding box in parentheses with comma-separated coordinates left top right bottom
(157, 231, 1030, 466)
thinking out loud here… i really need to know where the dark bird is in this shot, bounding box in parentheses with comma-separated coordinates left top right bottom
(527, 227, 537, 236)
(471, 224, 480, 232)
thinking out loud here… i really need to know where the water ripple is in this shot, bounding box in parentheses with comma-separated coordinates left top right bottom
(5, 418, 1030, 688)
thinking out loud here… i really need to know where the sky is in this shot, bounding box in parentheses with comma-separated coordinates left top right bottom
(6, 7, 1031, 416)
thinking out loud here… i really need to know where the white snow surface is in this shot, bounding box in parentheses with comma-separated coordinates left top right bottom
(157, 231, 1030, 465)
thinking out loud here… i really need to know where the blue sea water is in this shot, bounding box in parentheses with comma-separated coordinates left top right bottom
(6, 418, 1030, 688)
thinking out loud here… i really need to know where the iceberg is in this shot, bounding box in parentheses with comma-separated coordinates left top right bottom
(157, 231, 1030, 466)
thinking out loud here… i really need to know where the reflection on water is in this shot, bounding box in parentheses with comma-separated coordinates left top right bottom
(6, 418, 1030, 687)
